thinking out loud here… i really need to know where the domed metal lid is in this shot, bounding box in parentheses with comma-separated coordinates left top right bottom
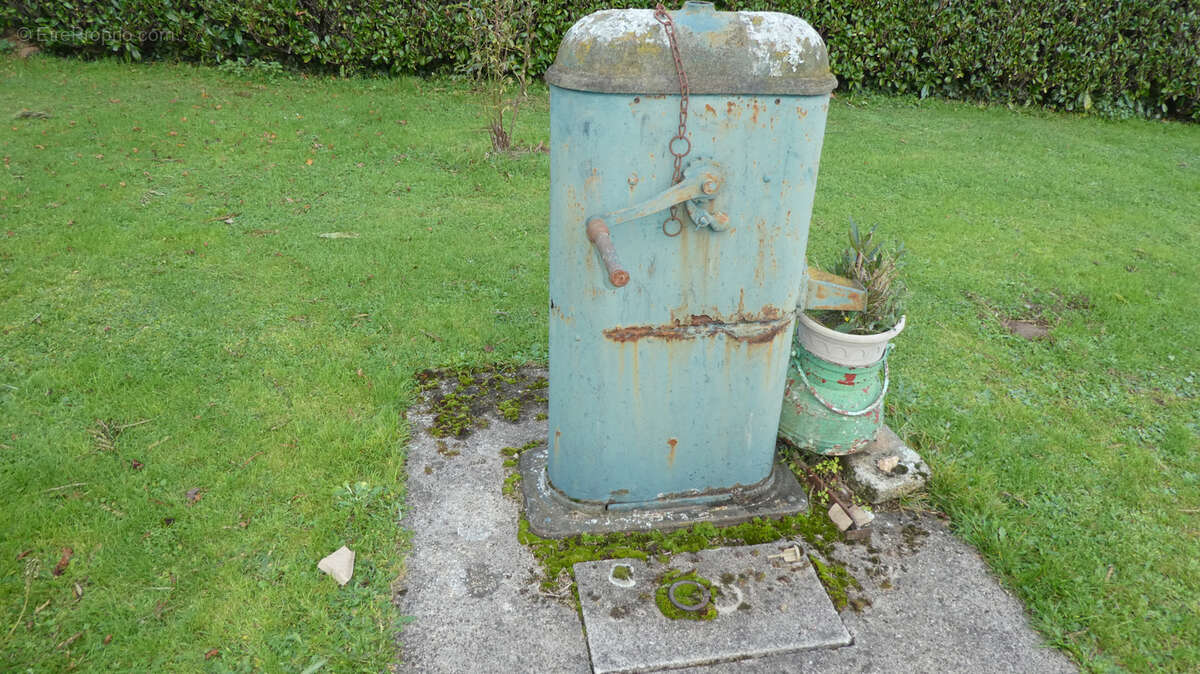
(545, 2, 837, 96)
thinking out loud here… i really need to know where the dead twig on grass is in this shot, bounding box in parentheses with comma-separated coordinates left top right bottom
(43, 482, 87, 493)
(7, 558, 40, 637)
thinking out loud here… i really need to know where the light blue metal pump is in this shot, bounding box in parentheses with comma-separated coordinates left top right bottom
(538, 2, 863, 519)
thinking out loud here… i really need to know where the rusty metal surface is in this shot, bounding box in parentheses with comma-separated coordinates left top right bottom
(548, 88, 831, 505)
(545, 3, 837, 96)
(804, 266, 866, 311)
(602, 316, 792, 345)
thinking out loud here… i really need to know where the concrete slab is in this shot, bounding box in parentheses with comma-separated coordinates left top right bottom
(521, 445, 809, 538)
(394, 367, 590, 674)
(843, 426, 931, 504)
(671, 513, 1076, 674)
(574, 543, 851, 673)
(394, 367, 1076, 674)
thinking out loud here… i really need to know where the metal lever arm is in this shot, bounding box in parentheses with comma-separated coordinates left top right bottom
(585, 164, 723, 287)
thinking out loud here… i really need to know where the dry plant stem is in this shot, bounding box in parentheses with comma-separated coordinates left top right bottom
(461, 0, 536, 152)
(7, 560, 40, 638)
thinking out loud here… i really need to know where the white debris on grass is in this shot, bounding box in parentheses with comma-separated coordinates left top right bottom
(318, 546, 355, 586)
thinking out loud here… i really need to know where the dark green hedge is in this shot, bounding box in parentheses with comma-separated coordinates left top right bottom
(4, 1, 1198, 120)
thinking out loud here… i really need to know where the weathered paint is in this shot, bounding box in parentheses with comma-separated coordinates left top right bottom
(804, 266, 866, 311)
(547, 4, 837, 507)
(778, 345, 887, 455)
(545, 3, 836, 96)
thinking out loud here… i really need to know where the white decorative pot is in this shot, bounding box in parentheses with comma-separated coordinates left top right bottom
(794, 313, 906, 368)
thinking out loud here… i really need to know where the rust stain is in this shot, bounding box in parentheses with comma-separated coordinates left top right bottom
(704, 103, 716, 116)
(670, 302, 784, 327)
(603, 315, 790, 345)
(751, 101, 760, 124)
(584, 166, 600, 194)
(667, 438, 677, 466)
(550, 299, 573, 325)
(631, 337, 639, 385)
(755, 218, 767, 284)
(797, 106, 809, 120)
(554, 429, 561, 457)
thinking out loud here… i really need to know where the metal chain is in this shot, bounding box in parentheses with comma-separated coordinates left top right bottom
(654, 3, 690, 237)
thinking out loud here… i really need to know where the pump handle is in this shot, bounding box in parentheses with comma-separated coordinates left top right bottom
(586, 218, 629, 287)
(583, 160, 726, 288)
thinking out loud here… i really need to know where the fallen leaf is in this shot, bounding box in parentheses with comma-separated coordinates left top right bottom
(305, 158, 313, 166)
(103, 634, 112, 645)
(16, 549, 32, 560)
(185, 488, 203, 505)
(52, 547, 73, 576)
(205, 649, 220, 660)
(73, 582, 83, 599)
(162, 517, 175, 526)
(131, 459, 144, 470)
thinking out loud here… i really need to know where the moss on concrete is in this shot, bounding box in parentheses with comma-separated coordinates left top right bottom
(808, 553, 861, 611)
(517, 512, 843, 594)
(654, 569, 718, 621)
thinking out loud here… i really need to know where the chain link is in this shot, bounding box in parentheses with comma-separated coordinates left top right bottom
(654, 3, 690, 237)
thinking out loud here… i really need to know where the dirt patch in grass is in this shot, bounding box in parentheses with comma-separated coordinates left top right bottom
(1003, 318, 1051, 340)
(966, 286, 1094, 341)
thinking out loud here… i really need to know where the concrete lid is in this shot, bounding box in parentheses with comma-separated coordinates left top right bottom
(545, 2, 837, 95)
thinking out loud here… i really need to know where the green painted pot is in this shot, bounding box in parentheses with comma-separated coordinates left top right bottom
(778, 314, 904, 455)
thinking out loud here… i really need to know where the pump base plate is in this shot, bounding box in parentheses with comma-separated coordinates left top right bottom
(520, 446, 809, 539)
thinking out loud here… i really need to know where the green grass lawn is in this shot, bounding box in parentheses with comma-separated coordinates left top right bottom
(1, 54, 1197, 672)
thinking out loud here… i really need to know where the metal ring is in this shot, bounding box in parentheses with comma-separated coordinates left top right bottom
(662, 215, 684, 237)
(667, 580, 710, 612)
(668, 135, 691, 158)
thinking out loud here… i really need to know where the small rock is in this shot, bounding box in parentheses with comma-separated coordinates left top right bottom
(844, 426, 931, 504)
(828, 503, 853, 532)
(318, 546, 355, 586)
(876, 455, 899, 474)
(847, 504, 875, 528)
